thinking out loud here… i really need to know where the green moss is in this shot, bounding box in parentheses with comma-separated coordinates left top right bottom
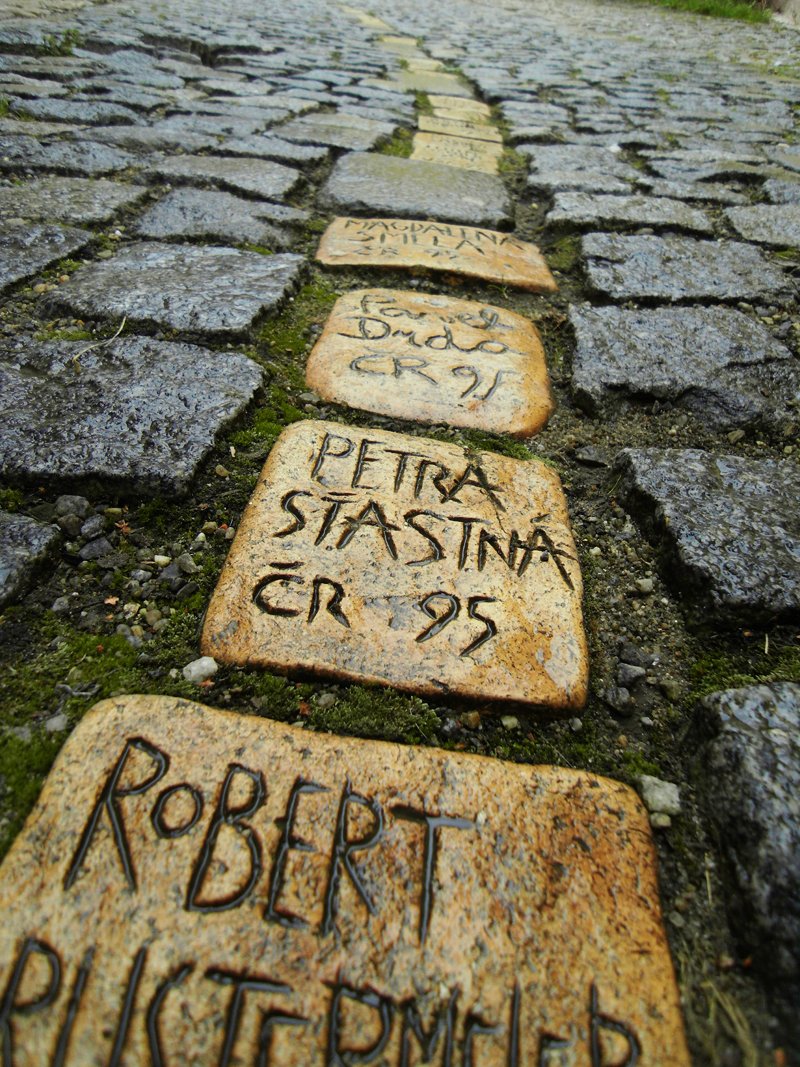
(0, 98, 9, 119)
(228, 384, 306, 453)
(0, 730, 63, 857)
(0, 488, 24, 512)
(546, 236, 580, 273)
(415, 91, 433, 115)
(497, 148, 528, 180)
(309, 686, 440, 743)
(617, 0, 768, 18)
(35, 325, 93, 342)
(378, 127, 414, 158)
(257, 276, 338, 364)
(688, 640, 800, 701)
(241, 243, 277, 256)
(40, 28, 83, 55)
(621, 749, 662, 779)
(459, 429, 533, 461)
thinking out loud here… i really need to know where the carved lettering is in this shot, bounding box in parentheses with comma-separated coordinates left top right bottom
(266, 778, 329, 929)
(322, 781, 385, 936)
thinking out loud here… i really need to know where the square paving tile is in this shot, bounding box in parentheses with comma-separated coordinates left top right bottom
(418, 114, 503, 141)
(411, 131, 503, 173)
(0, 694, 690, 1066)
(203, 420, 587, 710)
(316, 216, 557, 292)
(306, 289, 553, 436)
(429, 94, 491, 115)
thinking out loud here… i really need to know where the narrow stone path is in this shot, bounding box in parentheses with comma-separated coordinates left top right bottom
(0, 0, 798, 1062)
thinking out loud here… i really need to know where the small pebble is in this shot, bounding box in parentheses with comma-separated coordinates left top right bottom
(639, 774, 681, 816)
(461, 711, 481, 729)
(501, 715, 519, 730)
(182, 656, 218, 684)
(153, 554, 171, 567)
(315, 691, 337, 709)
(650, 812, 672, 829)
(44, 712, 68, 733)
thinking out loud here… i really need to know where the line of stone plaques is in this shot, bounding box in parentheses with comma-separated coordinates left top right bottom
(305, 289, 554, 437)
(316, 217, 558, 292)
(0, 695, 691, 1065)
(202, 419, 588, 710)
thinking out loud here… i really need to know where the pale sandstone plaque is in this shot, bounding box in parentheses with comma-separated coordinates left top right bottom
(429, 94, 492, 116)
(305, 289, 554, 436)
(411, 132, 503, 174)
(202, 420, 587, 709)
(316, 217, 558, 292)
(418, 114, 503, 142)
(0, 695, 691, 1066)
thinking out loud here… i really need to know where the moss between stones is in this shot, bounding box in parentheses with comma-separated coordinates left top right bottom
(378, 127, 414, 158)
(688, 637, 800, 700)
(308, 685, 440, 743)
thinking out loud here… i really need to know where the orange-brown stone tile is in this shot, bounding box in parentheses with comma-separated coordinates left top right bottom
(0, 694, 691, 1065)
(411, 131, 503, 173)
(202, 420, 587, 709)
(418, 114, 504, 142)
(316, 217, 558, 292)
(429, 94, 492, 116)
(305, 289, 554, 436)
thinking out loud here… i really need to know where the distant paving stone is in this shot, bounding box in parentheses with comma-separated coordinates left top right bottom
(214, 134, 329, 164)
(46, 242, 305, 338)
(548, 193, 712, 233)
(644, 156, 765, 184)
(369, 69, 474, 97)
(0, 177, 147, 225)
(635, 178, 749, 205)
(319, 152, 512, 228)
(12, 98, 141, 125)
(418, 114, 502, 141)
(699, 682, 800, 1032)
(0, 511, 60, 610)
(0, 336, 263, 497)
(153, 114, 262, 139)
(146, 154, 301, 202)
(317, 217, 556, 291)
(410, 131, 503, 174)
(583, 233, 794, 304)
(135, 188, 290, 248)
(615, 448, 800, 623)
(278, 112, 395, 151)
(0, 221, 91, 296)
(521, 143, 638, 194)
(725, 204, 800, 249)
(87, 124, 218, 153)
(0, 695, 691, 1063)
(569, 305, 800, 429)
(0, 135, 136, 177)
(763, 178, 800, 204)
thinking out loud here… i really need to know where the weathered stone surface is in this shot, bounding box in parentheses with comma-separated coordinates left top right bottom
(763, 178, 800, 205)
(306, 289, 553, 436)
(0, 177, 147, 225)
(11, 97, 141, 125)
(203, 420, 587, 709)
(583, 233, 794, 304)
(0, 695, 691, 1063)
(135, 188, 290, 248)
(372, 69, 474, 97)
(547, 193, 712, 234)
(522, 143, 638, 194)
(615, 448, 800, 623)
(699, 683, 800, 1039)
(146, 154, 302, 202)
(277, 112, 395, 151)
(0, 336, 263, 498)
(429, 93, 492, 115)
(317, 217, 557, 292)
(410, 131, 503, 173)
(0, 221, 90, 296)
(569, 305, 800, 429)
(88, 124, 218, 153)
(635, 178, 749, 205)
(0, 135, 136, 177)
(725, 203, 800, 249)
(0, 511, 60, 609)
(319, 153, 512, 228)
(213, 134, 329, 164)
(46, 243, 305, 338)
(418, 114, 503, 141)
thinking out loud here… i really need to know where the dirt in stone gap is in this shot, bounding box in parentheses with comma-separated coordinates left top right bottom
(0, 9, 799, 1067)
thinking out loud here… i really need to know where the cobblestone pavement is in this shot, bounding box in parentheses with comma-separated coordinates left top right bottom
(0, 0, 799, 1062)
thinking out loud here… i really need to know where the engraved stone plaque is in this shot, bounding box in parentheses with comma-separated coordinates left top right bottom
(305, 289, 554, 437)
(411, 131, 503, 173)
(418, 114, 503, 142)
(202, 420, 587, 709)
(0, 695, 691, 1065)
(429, 94, 492, 116)
(316, 217, 558, 293)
